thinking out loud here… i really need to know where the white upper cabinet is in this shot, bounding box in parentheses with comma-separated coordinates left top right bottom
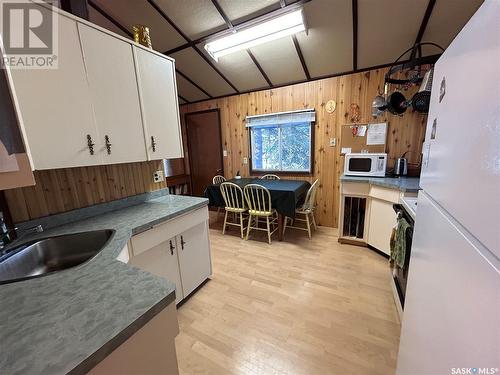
(3, 4, 183, 171)
(134, 47, 183, 160)
(6, 6, 100, 170)
(78, 23, 147, 164)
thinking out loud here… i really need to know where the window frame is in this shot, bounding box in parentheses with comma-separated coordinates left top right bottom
(248, 121, 315, 176)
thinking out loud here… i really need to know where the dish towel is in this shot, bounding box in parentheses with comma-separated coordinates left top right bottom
(390, 217, 411, 269)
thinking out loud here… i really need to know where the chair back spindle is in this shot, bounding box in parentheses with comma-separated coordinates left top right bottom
(220, 182, 245, 210)
(244, 184, 272, 214)
(260, 174, 280, 180)
(213, 175, 226, 184)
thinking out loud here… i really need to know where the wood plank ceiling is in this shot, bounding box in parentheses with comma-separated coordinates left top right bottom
(87, 0, 483, 105)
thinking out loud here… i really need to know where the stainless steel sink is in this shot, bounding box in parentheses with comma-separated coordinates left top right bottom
(0, 229, 115, 284)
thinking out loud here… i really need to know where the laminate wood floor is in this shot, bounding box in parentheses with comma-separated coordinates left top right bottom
(175, 213, 401, 375)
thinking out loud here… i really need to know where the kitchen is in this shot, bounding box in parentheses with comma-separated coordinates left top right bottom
(0, 0, 498, 374)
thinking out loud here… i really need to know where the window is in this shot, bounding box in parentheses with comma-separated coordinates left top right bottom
(247, 109, 314, 174)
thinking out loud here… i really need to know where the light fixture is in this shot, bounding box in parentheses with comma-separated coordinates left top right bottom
(205, 9, 306, 61)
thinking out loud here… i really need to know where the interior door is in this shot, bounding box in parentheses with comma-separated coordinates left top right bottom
(78, 24, 146, 164)
(185, 110, 223, 197)
(134, 47, 183, 160)
(6, 6, 100, 169)
(177, 221, 212, 298)
(129, 238, 184, 304)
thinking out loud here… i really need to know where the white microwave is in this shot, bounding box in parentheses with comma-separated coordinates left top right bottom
(344, 153, 387, 177)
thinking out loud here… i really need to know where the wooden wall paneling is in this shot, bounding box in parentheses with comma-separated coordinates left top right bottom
(4, 160, 168, 223)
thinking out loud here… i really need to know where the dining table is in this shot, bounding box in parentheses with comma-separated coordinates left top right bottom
(204, 177, 311, 241)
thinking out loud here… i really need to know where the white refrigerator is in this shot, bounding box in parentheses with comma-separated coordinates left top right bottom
(396, 1, 500, 374)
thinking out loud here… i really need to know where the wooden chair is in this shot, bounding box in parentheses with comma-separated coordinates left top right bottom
(220, 182, 247, 239)
(243, 184, 278, 244)
(260, 174, 280, 180)
(283, 179, 319, 239)
(213, 175, 226, 184)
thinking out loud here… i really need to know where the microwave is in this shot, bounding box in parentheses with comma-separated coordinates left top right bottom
(344, 153, 387, 177)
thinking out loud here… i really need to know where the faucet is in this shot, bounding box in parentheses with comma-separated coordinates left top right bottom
(0, 225, 43, 254)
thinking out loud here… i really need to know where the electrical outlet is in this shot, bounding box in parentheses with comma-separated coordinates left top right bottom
(329, 137, 336, 147)
(153, 170, 164, 183)
(243, 157, 248, 164)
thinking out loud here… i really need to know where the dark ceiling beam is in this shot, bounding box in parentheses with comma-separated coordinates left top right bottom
(181, 54, 442, 106)
(292, 35, 310, 80)
(88, 0, 132, 38)
(178, 94, 190, 103)
(60, 0, 89, 20)
(176, 69, 212, 98)
(352, 0, 358, 70)
(411, 0, 436, 59)
(146, 0, 240, 94)
(211, 0, 233, 29)
(247, 50, 273, 87)
(164, 0, 313, 55)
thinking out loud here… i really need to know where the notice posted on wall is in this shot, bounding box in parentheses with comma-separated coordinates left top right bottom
(366, 122, 387, 145)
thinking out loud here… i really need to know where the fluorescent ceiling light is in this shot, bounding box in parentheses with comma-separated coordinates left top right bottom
(205, 9, 306, 61)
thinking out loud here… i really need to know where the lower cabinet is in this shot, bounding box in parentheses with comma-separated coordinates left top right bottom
(129, 238, 184, 304)
(176, 221, 211, 297)
(367, 198, 397, 255)
(339, 182, 415, 255)
(128, 206, 212, 304)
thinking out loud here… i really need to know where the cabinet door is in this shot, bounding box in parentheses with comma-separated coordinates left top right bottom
(6, 7, 100, 169)
(78, 24, 147, 164)
(177, 221, 212, 298)
(367, 198, 396, 255)
(134, 47, 183, 160)
(129, 238, 184, 304)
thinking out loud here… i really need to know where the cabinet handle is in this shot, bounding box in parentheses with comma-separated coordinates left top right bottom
(104, 135, 112, 155)
(86, 134, 95, 155)
(151, 136, 156, 152)
(180, 235, 186, 250)
(169, 240, 174, 255)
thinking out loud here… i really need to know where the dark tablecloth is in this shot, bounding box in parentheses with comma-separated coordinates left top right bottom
(204, 178, 311, 218)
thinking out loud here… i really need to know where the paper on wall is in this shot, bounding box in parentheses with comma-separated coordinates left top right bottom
(341, 147, 352, 154)
(356, 125, 367, 137)
(366, 122, 387, 145)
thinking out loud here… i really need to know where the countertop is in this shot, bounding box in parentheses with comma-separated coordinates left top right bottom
(0, 193, 208, 375)
(340, 175, 421, 192)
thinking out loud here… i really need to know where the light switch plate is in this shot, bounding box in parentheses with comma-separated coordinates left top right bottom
(153, 170, 164, 183)
(223, 150, 228, 157)
(329, 137, 336, 147)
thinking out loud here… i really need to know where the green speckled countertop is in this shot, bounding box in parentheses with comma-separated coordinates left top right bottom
(0, 193, 208, 375)
(340, 175, 420, 192)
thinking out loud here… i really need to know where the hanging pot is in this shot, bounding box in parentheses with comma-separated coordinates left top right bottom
(371, 95, 387, 117)
(386, 91, 408, 115)
(411, 68, 434, 113)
